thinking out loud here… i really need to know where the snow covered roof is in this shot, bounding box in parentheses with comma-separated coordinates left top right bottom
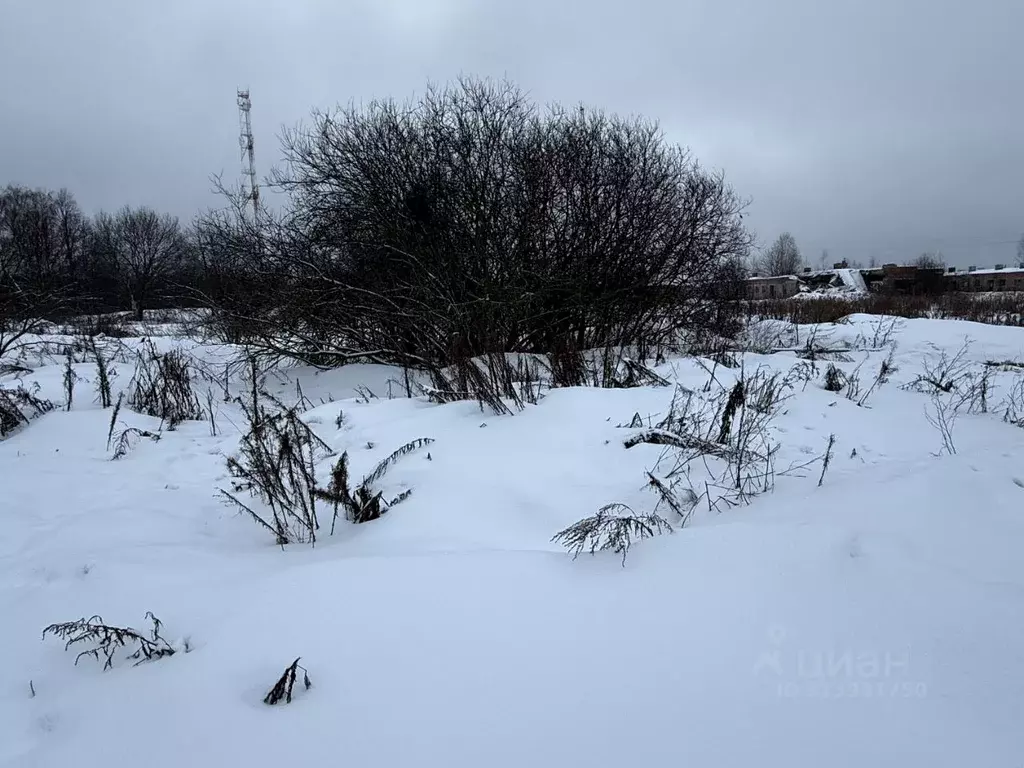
(747, 274, 802, 282)
(950, 267, 1024, 277)
(830, 268, 867, 292)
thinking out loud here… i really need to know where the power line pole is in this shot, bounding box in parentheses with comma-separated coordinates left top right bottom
(236, 88, 259, 221)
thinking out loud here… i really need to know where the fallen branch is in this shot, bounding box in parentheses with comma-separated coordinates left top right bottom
(623, 428, 738, 461)
(984, 359, 1024, 370)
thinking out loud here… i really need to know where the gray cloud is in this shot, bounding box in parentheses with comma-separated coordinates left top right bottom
(2, 0, 1021, 266)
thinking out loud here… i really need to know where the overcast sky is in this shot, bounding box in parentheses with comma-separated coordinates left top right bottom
(1, 0, 1021, 266)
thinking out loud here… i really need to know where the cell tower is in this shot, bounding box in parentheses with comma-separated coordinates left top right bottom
(236, 89, 259, 220)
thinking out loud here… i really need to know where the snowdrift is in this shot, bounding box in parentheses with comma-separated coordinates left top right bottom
(3, 316, 1024, 767)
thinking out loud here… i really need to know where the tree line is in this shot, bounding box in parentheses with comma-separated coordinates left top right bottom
(755, 233, 1024, 278)
(0, 186, 196, 320)
(4, 77, 754, 369)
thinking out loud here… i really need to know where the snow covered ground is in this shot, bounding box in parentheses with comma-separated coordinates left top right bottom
(3, 315, 1024, 767)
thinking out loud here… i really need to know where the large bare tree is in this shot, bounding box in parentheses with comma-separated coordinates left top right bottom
(93, 207, 187, 320)
(757, 232, 802, 276)
(0, 186, 80, 362)
(0, 185, 63, 288)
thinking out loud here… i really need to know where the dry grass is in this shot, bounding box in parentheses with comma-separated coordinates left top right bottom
(747, 293, 1024, 327)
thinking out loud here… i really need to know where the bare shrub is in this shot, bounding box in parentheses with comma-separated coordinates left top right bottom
(744, 366, 794, 414)
(793, 330, 853, 363)
(223, 386, 433, 544)
(222, 401, 334, 546)
(424, 356, 515, 415)
(127, 342, 204, 426)
(866, 316, 903, 348)
(1001, 376, 1024, 427)
(615, 356, 670, 388)
(843, 365, 863, 403)
(317, 438, 434, 529)
(950, 367, 994, 415)
(850, 349, 896, 408)
(422, 347, 665, 414)
(738, 319, 789, 354)
(198, 76, 751, 371)
(791, 359, 819, 391)
(547, 343, 589, 388)
(925, 393, 958, 456)
(543, 344, 669, 390)
(877, 347, 897, 382)
(422, 352, 546, 414)
(0, 384, 55, 438)
(724, 369, 787, 497)
(43, 612, 177, 670)
(905, 341, 973, 394)
(624, 365, 790, 512)
(110, 425, 161, 460)
(551, 503, 672, 566)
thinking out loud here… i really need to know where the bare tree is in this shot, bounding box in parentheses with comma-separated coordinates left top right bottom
(757, 232, 802, 276)
(913, 252, 945, 269)
(0, 185, 64, 289)
(1017, 233, 1024, 266)
(818, 249, 829, 270)
(93, 207, 187, 320)
(52, 188, 88, 285)
(0, 187, 76, 357)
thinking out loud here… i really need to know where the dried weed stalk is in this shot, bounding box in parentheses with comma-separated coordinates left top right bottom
(317, 438, 434, 529)
(42, 612, 177, 670)
(127, 342, 204, 427)
(551, 503, 672, 566)
(264, 658, 312, 705)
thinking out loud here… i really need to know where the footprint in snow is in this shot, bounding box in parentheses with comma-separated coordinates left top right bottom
(846, 535, 864, 559)
(1013, 478, 1024, 490)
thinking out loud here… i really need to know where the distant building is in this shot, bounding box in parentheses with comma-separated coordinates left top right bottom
(743, 263, 1024, 299)
(745, 274, 803, 299)
(947, 265, 1024, 292)
(860, 264, 946, 295)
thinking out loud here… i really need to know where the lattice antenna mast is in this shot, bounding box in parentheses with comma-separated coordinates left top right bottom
(237, 89, 259, 220)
